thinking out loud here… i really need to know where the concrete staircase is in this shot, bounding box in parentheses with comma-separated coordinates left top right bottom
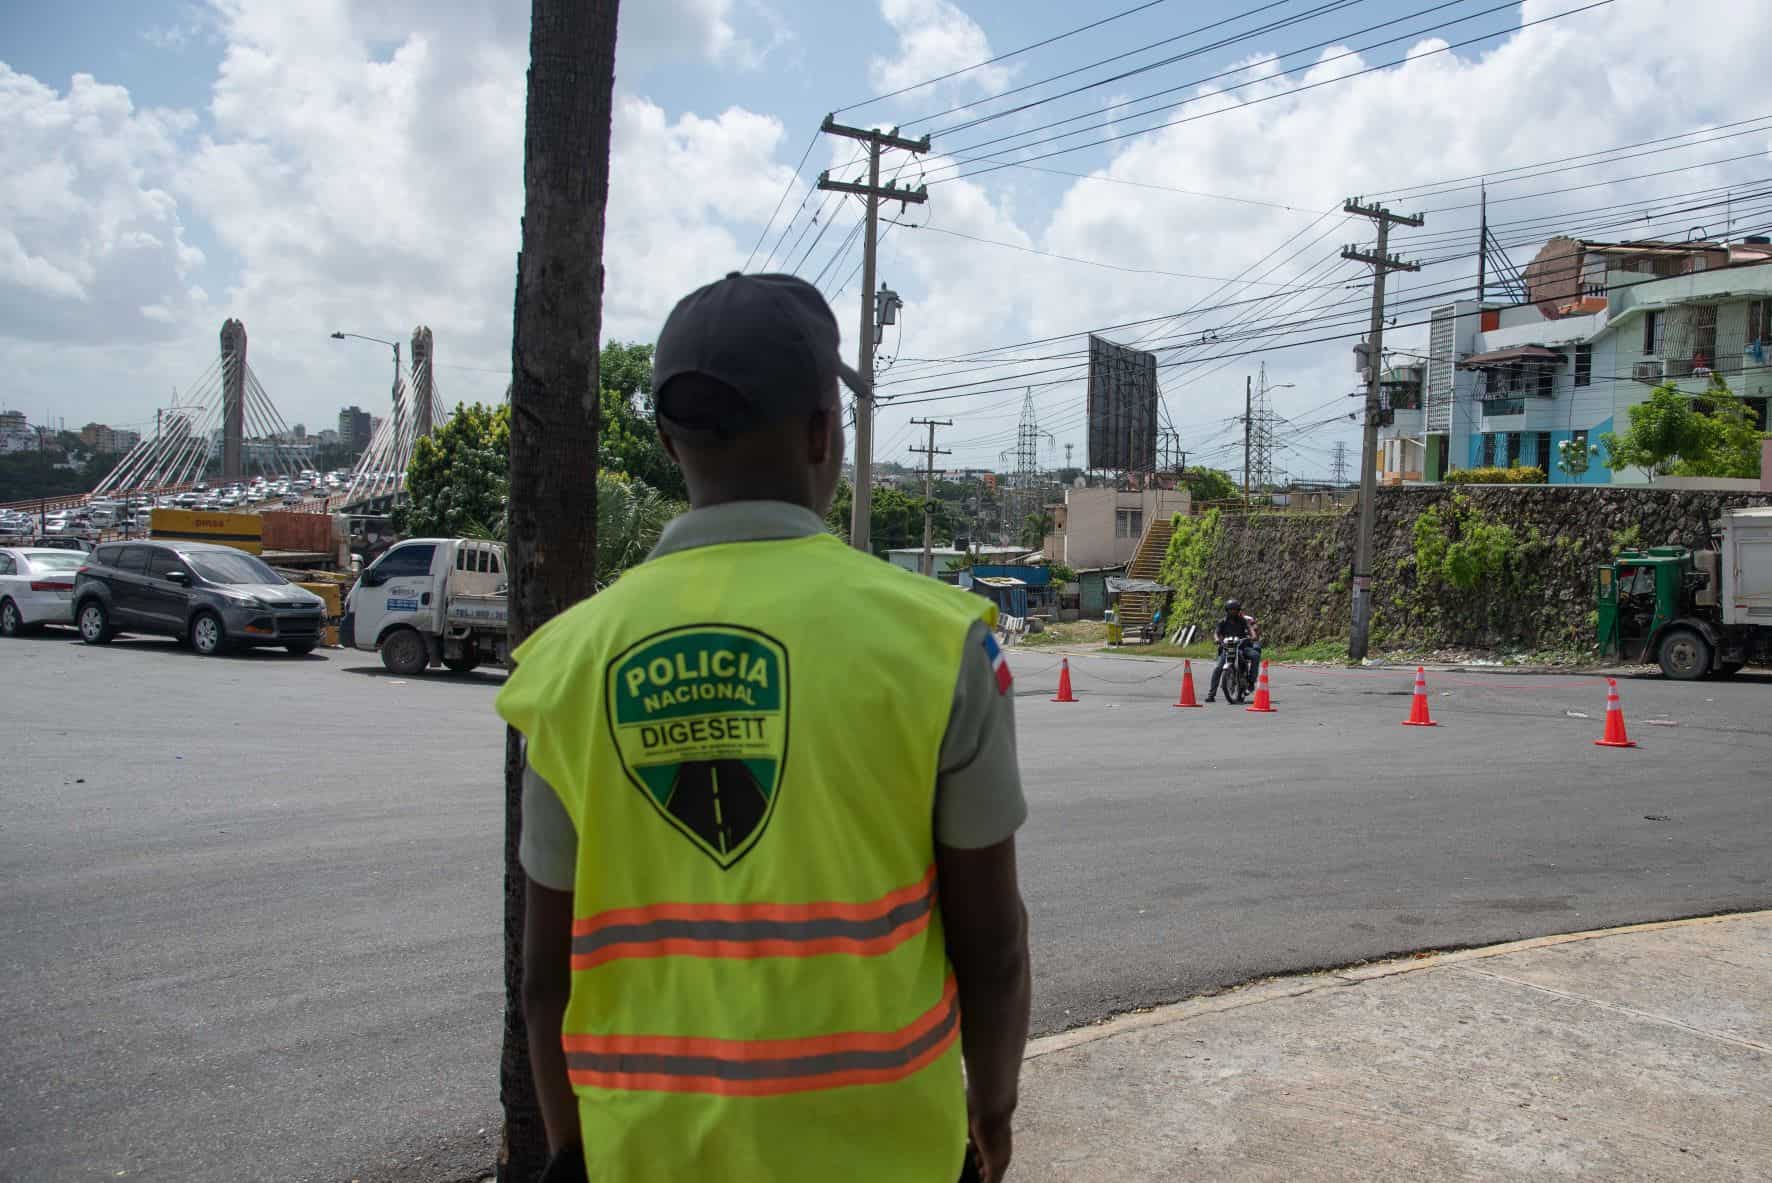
(1116, 514, 1176, 635)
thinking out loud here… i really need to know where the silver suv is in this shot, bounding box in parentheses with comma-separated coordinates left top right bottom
(74, 541, 327, 656)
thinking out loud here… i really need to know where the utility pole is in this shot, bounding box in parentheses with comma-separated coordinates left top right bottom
(817, 116, 929, 554)
(1341, 197, 1424, 662)
(1475, 181, 1487, 304)
(910, 418, 951, 576)
(38, 425, 47, 535)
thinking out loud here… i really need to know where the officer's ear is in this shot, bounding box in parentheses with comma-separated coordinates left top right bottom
(806, 404, 841, 467)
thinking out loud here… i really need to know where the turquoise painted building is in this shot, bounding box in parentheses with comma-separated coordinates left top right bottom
(1378, 239, 1772, 486)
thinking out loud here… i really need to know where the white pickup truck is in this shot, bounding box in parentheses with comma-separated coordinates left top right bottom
(341, 537, 510, 674)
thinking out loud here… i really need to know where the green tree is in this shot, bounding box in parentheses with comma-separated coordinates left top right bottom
(0, 450, 113, 502)
(1600, 379, 1766, 480)
(1680, 380, 1766, 478)
(1020, 511, 1052, 550)
(595, 470, 682, 587)
(1178, 467, 1239, 504)
(394, 402, 511, 538)
(825, 481, 957, 555)
(598, 340, 688, 500)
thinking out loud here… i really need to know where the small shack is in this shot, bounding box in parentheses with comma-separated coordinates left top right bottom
(966, 574, 1029, 621)
(971, 564, 1057, 616)
(1074, 564, 1127, 619)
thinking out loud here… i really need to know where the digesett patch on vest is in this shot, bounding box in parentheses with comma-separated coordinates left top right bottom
(607, 625, 791, 869)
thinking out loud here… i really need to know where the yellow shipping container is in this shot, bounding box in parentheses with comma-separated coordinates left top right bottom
(149, 508, 263, 554)
(297, 582, 344, 648)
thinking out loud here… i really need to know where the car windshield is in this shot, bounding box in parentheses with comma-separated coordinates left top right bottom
(187, 551, 283, 585)
(27, 552, 83, 572)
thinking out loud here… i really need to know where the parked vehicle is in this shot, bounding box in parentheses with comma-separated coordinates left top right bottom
(74, 540, 327, 656)
(1597, 506, 1772, 679)
(341, 538, 509, 675)
(0, 547, 84, 635)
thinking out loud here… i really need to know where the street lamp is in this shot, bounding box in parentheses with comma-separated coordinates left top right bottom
(330, 330, 401, 378)
(331, 331, 408, 494)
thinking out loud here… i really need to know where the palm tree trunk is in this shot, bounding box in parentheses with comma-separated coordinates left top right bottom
(500, 1, 619, 1178)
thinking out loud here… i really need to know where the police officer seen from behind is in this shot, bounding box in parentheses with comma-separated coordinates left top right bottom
(500, 273, 1032, 1183)
(1205, 598, 1261, 703)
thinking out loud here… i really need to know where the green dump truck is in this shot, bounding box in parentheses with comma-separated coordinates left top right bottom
(1597, 506, 1772, 679)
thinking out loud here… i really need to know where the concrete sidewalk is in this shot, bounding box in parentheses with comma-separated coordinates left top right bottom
(1014, 911, 1771, 1181)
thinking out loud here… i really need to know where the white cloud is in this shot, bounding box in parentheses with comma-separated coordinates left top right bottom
(619, 0, 783, 70)
(869, 0, 1010, 101)
(0, 66, 206, 345)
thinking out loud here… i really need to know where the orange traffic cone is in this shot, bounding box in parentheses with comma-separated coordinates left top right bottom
(1052, 658, 1078, 703)
(1245, 661, 1276, 713)
(1594, 677, 1636, 748)
(1173, 660, 1203, 708)
(1402, 666, 1438, 726)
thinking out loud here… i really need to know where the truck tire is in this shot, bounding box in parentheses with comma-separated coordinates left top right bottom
(381, 627, 429, 676)
(442, 655, 480, 674)
(1656, 627, 1711, 681)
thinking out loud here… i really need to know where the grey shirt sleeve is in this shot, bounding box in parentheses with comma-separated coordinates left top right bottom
(520, 759, 579, 891)
(517, 619, 1026, 879)
(934, 620, 1028, 849)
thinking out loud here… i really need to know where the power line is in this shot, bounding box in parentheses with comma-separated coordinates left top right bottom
(986, 162, 1320, 213)
(868, 245, 1772, 411)
(924, 0, 1357, 135)
(831, 0, 1178, 115)
(925, 0, 1527, 168)
(1372, 114, 1772, 201)
(929, 1, 1617, 187)
(744, 129, 819, 271)
(879, 170, 1772, 393)
(896, 223, 1302, 284)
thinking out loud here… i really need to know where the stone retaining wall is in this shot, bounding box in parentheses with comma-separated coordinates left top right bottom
(1193, 486, 1772, 651)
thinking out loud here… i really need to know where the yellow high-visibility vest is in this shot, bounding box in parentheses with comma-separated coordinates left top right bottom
(497, 530, 996, 1180)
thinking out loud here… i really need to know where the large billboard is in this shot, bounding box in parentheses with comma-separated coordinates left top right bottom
(1086, 335, 1159, 472)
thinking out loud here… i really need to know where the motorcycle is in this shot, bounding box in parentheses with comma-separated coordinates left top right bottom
(1217, 637, 1257, 704)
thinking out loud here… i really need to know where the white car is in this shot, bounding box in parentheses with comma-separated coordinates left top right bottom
(0, 547, 84, 635)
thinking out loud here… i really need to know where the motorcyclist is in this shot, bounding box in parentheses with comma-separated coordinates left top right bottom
(1205, 598, 1261, 703)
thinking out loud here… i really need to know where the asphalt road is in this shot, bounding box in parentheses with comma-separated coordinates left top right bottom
(3, 633, 1769, 1182)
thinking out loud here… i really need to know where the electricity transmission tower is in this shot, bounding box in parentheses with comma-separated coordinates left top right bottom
(1000, 390, 1051, 543)
(1248, 363, 1279, 496)
(1330, 441, 1351, 485)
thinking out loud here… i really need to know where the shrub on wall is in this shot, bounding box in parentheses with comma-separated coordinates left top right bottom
(1158, 508, 1223, 624)
(1411, 494, 1530, 591)
(1443, 465, 1547, 485)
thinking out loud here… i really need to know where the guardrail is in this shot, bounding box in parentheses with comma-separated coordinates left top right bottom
(0, 492, 93, 514)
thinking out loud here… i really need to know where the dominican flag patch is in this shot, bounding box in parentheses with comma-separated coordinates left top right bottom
(982, 632, 1013, 695)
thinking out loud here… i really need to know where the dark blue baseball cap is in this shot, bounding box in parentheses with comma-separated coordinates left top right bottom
(652, 272, 867, 442)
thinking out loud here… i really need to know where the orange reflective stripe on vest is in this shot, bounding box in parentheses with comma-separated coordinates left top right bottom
(563, 977, 959, 1096)
(570, 865, 937, 970)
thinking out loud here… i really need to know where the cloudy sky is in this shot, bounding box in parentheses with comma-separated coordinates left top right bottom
(3, 0, 1770, 477)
